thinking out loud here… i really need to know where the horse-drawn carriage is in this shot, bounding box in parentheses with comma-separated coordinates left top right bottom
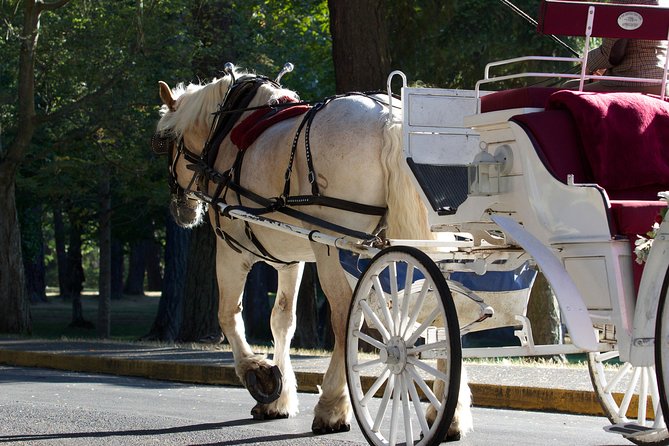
(153, 1, 669, 444)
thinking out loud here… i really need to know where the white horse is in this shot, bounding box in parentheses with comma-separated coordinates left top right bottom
(154, 68, 472, 440)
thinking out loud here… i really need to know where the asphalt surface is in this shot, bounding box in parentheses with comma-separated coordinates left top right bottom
(0, 338, 609, 418)
(0, 365, 634, 446)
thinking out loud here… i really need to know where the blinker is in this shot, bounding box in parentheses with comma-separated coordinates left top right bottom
(151, 131, 175, 155)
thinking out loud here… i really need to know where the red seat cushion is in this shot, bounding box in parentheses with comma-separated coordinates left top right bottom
(481, 87, 560, 113)
(610, 200, 667, 292)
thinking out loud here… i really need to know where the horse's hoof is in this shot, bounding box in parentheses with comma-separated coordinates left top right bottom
(251, 404, 289, 420)
(446, 432, 462, 442)
(311, 421, 351, 435)
(245, 365, 283, 404)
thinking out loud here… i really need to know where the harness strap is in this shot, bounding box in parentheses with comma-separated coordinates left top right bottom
(284, 195, 385, 216)
(221, 180, 382, 242)
(214, 201, 296, 264)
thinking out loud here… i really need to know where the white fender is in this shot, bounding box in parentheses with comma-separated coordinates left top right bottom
(491, 215, 599, 352)
(629, 219, 669, 366)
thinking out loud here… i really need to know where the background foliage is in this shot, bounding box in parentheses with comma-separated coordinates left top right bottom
(1, 0, 583, 334)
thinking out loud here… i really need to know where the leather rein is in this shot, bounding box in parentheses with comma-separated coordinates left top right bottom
(153, 75, 392, 262)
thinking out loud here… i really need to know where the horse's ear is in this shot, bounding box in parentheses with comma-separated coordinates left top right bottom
(159, 81, 176, 111)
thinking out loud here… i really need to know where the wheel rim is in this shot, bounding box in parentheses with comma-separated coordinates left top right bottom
(346, 246, 461, 446)
(588, 350, 666, 432)
(655, 266, 669, 432)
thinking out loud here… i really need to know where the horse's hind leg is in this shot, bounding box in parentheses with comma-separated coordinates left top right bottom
(251, 261, 303, 420)
(426, 361, 473, 441)
(310, 244, 352, 434)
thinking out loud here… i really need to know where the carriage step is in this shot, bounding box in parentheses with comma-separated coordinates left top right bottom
(604, 423, 653, 435)
(603, 423, 660, 438)
(604, 424, 669, 443)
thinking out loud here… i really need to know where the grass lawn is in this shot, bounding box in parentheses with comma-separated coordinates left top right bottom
(31, 292, 160, 341)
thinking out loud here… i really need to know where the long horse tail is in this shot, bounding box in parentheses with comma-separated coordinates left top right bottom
(380, 117, 435, 241)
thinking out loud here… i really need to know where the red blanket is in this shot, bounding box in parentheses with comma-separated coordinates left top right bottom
(231, 101, 310, 151)
(546, 91, 669, 192)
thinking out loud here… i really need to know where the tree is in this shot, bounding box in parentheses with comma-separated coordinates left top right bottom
(144, 215, 190, 342)
(328, 0, 391, 93)
(178, 223, 221, 342)
(387, 1, 582, 89)
(0, 0, 72, 334)
(97, 165, 111, 338)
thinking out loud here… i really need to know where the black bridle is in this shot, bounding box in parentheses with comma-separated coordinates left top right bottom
(151, 129, 201, 199)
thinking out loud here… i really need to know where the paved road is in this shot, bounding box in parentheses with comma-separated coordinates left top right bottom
(0, 366, 631, 445)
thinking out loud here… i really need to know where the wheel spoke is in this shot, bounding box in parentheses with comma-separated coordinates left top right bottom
(389, 262, 400, 336)
(372, 276, 395, 337)
(400, 373, 414, 445)
(373, 373, 395, 432)
(352, 357, 385, 372)
(405, 372, 430, 437)
(390, 375, 401, 446)
(618, 366, 641, 419)
(400, 264, 415, 335)
(648, 366, 666, 429)
(362, 368, 391, 406)
(402, 279, 429, 339)
(408, 340, 450, 356)
(407, 364, 442, 410)
(407, 356, 450, 383)
(406, 306, 441, 346)
(361, 299, 391, 342)
(605, 362, 633, 394)
(354, 329, 386, 351)
(597, 351, 620, 362)
(639, 367, 648, 425)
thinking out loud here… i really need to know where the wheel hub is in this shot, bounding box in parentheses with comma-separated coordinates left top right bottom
(383, 337, 408, 374)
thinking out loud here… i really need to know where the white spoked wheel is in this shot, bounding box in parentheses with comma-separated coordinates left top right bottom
(655, 266, 669, 440)
(345, 246, 461, 446)
(588, 349, 668, 445)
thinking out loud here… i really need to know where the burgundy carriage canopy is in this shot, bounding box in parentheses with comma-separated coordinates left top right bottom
(539, 0, 669, 40)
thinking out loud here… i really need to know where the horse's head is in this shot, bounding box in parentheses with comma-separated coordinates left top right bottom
(154, 78, 231, 228)
(153, 70, 300, 228)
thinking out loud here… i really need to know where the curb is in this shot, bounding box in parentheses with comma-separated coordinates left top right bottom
(0, 349, 608, 417)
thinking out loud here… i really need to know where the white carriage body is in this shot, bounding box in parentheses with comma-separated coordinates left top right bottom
(394, 0, 669, 368)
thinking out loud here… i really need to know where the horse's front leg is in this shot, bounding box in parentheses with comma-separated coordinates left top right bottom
(310, 244, 353, 434)
(250, 261, 303, 420)
(214, 241, 282, 410)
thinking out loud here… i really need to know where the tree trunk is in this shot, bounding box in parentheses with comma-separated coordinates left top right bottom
(62, 214, 84, 299)
(527, 272, 564, 361)
(97, 167, 111, 338)
(178, 223, 221, 342)
(111, 238, 124, 299)
(145, 238, 162, 292)
(144, 216, 190, 341)
(0, 178, 30, 333)
(328, 0, 391, 93)
(242, 263, 274, 344)
(53, 207, 68, 296)
(0, 0, 43, 335)
(20, 205, 47, 303)
(65, 218, 93, 329)
(123, 239, 146, 295)
(293, 263, 320, 349)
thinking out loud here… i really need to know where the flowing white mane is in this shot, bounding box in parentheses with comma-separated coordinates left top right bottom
(157, 71, 300, 138)
(157, 76, 231, 137)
